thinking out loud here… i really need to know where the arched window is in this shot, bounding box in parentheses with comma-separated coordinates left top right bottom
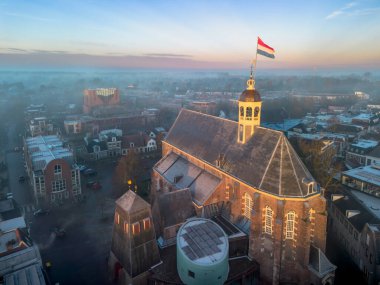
(243, 192, 253, 219)
(246, 107, 252, 119)
(254, 106, 260, 117)
(240, 106, 244, 117)
(285, 211, 296, 239)
(54, 165, 62, 174)
(264, 206, 273, 235)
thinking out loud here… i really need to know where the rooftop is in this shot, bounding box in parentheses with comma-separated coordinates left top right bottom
(164, 109, 317, 198)
(178, 219, 228, 265)
(0, 217, 26, 233)
(343, 165, 380, 187)
(351, 139, 378, 149)
(351, 190, 380, 219)
(25, 135, 73, 171)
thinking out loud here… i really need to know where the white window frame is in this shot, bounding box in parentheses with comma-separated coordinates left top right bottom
(264, 206, 273, 235)
(243, 192, 253, 219)
(285, 211, 296, 240)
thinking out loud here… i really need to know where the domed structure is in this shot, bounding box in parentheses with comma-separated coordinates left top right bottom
(177, 218, 229, 285)
(239, 88, 261, 102)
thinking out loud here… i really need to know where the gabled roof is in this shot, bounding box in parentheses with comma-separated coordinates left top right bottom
(116, 190, 150, 214)
(308, 245, 337, 278)
(164, 109, 316, 198)
(155, 152, 221, 206)
(157, 189, 195, 228)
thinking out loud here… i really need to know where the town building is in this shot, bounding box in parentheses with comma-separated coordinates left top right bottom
(328, 188, 380, 284)
(29, 117, 54, 137)
(109, 72, 336, 285)
(23, 135, 81, 205)
(341, 164, 380, 198)
(83, 88, 120, 114)
(345, 139, 378, 168)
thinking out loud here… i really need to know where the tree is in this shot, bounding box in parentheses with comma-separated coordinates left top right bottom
(291, 138, 342, 193)
(113, 151, 143, 195)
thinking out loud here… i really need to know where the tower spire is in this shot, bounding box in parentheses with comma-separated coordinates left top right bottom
(247, 64, 255, 91)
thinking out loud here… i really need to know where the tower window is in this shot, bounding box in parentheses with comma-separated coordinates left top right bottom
(124, 222, 129, 233)
(132, 222, 140, 235)
(285, 211, 295, 240)
(115, 213, 120, 225)
(242, 192, 253, 219)
(239, 124, 243, 142)
(246, 107, 252, 120)
(254, 106, 260, 117)
(143, 218, 151, 230)
(240, 106, 244, 117)
(264, 206, 273, 235)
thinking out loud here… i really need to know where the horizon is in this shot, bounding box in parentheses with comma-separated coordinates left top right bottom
(1, 0, 380, 71)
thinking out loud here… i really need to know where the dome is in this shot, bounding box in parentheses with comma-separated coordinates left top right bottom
(239, 89, 261, 102)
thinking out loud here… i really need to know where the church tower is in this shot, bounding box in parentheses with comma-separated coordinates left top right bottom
(238, 70, 262, 144)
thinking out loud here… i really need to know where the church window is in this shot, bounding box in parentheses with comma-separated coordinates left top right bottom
(225, 185, 230, 200)
(264, 206, 273, 235)
(132, 222, 140, 235)
(246, 107, 252, 120)
(115, 212, 120, 225)
(124, 222, 129, 233)
(240, 106, 244, 117)
(285, 211, 295, 240)
(243, 192, 253, 219)
(143, 218, 151, 230)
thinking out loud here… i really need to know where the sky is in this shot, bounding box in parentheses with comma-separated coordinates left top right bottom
(1, 0, 380, 71)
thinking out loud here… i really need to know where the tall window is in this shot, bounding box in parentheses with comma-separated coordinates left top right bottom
(264, 206, 273, 235)
(246, 107, 252, 120)
(285, 211, 295, 240)
(243, 192, 253, 219)
(52, 179, 66, 192)
(240, 106, 244, 117)
(54, 164, 62, 174)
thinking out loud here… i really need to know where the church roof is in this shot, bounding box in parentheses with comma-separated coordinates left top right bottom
(115, 190, 150, 213)
(164, 109, 317, 198)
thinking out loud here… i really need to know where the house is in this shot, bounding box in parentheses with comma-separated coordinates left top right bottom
(345, 139, 378, 169)
(328, 188, 380, 284)
(121, 133, 157, 155)
(24, 135, 82, 206)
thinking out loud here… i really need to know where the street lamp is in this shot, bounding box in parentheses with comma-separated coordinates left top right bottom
(127, 179, 132, 191)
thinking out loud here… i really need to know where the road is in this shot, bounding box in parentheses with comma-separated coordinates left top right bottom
(5, 123, 34, 210)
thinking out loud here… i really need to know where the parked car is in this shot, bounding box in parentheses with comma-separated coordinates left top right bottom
(86, 180, 97, 188)
(91, 182, 102, 190)
(18, 176, 25, 183)
(77, 165, 87, 172)
(33, 209, 50, 216)
(83, 168, 97, 176)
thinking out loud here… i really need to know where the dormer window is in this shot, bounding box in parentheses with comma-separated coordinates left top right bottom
(130, 142, 134, 148)
(112, 137, 116, 142)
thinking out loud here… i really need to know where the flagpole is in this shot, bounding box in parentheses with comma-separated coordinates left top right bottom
(253, 36, 259, 80)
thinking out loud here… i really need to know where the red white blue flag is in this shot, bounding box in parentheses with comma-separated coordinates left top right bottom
(257, 37, 275, 59)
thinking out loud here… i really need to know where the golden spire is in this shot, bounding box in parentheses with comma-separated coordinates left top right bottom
(246, 64, 255, 90)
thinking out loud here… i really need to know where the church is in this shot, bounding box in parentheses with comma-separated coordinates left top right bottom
(109, 72, 336, 285)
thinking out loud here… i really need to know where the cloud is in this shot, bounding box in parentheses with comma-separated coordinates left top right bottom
(144, 53, 193, 58)
(325, 2, 380, 20)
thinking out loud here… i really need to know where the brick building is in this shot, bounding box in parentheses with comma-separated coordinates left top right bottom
(83, 88, 120, 114)
(24, 135, 81, 205)
(108, 73, 335, 285)
(149, 73, 336, 284)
